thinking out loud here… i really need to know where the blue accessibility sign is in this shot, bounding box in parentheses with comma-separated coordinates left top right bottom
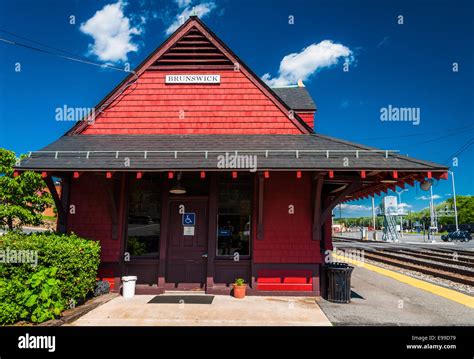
(182, 213, 196, 226)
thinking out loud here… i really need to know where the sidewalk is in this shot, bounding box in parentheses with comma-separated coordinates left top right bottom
(68, 294, 332, 326)
(318, 266, 474, 326)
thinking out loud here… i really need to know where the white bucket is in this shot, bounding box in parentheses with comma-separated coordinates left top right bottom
(121, 276, 137, 298)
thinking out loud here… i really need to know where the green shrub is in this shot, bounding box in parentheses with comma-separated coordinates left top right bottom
(20, 267, 64, 323)
(0, 231, 100, 324)
(0, 276, 24, 324)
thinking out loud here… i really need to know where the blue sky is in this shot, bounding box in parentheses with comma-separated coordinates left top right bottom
(0, 0, 472, 217)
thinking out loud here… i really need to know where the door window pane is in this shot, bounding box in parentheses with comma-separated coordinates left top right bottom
(127, 175, 161, 258)
(217, 173, 252, 256)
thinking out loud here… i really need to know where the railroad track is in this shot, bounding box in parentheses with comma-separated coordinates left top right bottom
(380, 248, 474, 267)
(332, 237, 474, 286)
(419, 247, 474, 257)
(333, 236, 474, 256)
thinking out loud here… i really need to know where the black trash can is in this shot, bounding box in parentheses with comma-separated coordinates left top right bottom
(325, 262, 354, 303)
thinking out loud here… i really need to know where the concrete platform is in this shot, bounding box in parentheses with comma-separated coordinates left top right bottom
(68, 294, 332, 326)
(318, 266, 474, 326)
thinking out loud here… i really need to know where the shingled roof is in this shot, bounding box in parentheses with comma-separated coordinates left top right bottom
(18, 134, 447, 172)
(271, 87, 317, 111)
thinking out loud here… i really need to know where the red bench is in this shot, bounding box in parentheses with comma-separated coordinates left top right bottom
(256, 269, 313, 291)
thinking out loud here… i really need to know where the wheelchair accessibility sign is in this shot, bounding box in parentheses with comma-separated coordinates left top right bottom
(182, 213, 196, 226)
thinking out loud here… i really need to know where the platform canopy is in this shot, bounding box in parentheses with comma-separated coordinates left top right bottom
(19, 133, 446, 172)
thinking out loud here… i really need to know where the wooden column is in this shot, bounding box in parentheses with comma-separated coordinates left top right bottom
(118, 173, 129, 285)
(157, 179, 170, 290)
(257, 172, 264, 240)
(251, 172, 259, 290)
(44, 175, 67, 233)
(104, 177, 119, 240)
(60, 175, 71, 233)
(312, 173, 325, 241)
(206, 173, 218, 292)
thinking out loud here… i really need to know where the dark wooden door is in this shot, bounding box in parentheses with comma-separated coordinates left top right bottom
(166, 199, 209, 289)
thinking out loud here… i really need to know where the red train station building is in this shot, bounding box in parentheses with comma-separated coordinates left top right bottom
(18, 17, 448, 296)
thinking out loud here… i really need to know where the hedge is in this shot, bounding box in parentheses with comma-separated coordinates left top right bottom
(0, 232, 100, 324)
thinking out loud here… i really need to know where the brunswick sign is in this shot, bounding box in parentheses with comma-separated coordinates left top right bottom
(165, 74, 221, 84)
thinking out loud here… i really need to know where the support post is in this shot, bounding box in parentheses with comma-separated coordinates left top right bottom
(44, 175, 67, 233)
(257, 172, 264, 240)
(104, 177, 119, 240)
(312, 173, 324, 241)
(158, 180, 170, 290)
(206, 173, 218, 292)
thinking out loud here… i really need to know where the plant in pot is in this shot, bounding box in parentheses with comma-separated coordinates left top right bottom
(233, 278, 247, 299)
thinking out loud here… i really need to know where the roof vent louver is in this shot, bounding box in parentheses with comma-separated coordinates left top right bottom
(152, 27, 233, 68)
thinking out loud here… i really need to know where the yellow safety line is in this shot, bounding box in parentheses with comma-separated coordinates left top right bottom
(332, 254, 474, 309)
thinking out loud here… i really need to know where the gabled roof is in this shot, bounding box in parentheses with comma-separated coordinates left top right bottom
(272, 87, 317, 111)
(67, 16, 313, 135)
(19, 134, 448, 172)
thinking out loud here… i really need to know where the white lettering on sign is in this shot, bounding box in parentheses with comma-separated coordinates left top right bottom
(183, 226, 195, 236)
(165, 74, 220, 84)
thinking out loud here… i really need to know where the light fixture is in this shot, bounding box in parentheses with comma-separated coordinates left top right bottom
(420, 179, 433, 191)
(170, 172, 186, 194)
(380, 179, 397, 184)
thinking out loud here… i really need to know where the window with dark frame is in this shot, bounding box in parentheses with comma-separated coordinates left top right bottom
(217, 173, 253, 257)
(126, 175, 161, 258)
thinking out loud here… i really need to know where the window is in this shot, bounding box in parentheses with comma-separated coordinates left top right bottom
(217, 173, 253, 256)
(127, 175, 161, 258)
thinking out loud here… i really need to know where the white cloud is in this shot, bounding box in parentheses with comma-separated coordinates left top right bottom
(340, 204, 372, 212)
(262, 40, 353, 87)
(416, 195, 441, 200)
(175, 0, 192, 7)
(165, 2, 216, 35)
(398, 203, 412, 209)
(80, 0, 143, 62)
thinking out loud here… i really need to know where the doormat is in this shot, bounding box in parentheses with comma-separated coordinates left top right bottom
(148, 295, 214, 304)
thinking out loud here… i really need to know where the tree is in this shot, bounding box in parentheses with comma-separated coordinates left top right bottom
(0, 149, 53, 230)
(445, 196, 474, 224)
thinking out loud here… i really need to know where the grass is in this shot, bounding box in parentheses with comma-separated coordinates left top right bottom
(42, 215, 57, 221)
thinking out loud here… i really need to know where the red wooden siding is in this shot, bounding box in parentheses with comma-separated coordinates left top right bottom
(67, 174, 121, 262)
(253, 172, 321, 263)
(297, 112, 314, 129)
(82, 70, 302, 135)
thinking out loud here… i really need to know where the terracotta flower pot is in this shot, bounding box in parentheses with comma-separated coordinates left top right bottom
(233, 284, 247, 299)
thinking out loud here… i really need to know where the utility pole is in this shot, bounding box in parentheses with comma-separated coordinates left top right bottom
(371, 196, 377, 240)
(449, 171, 459, 231)
(396, 189, 408, 237)
(429, 186, 438, 239)
(372, 196, 376, 230)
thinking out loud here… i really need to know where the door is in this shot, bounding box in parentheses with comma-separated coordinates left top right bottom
(166, 199, 209, 289)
